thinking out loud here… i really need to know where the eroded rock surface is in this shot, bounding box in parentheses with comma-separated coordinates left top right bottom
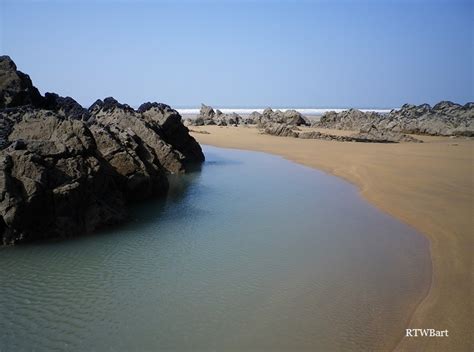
(317, 103, 474, 136)
(0, 56, 204, 244)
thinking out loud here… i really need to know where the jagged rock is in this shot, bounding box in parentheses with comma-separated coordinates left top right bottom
(139, 101, 205, 166)
(317, 103, 474, 136)
(283, 110, 309, 126)
(263, 124, 299, 138)
(0, 56, 44, 108)
(262, 108, 309, 126)
(318, 109, 380, 130)
(89, 98, 203, 174)
(245, 111, 263, 124)
(43, 92, 90, 120)
(185, 104, 243, 126)
(200, 103, 215, 118)
(187, 105, 309, 127)
(0, 57, 205, 245)
(0, 115, 126, 245)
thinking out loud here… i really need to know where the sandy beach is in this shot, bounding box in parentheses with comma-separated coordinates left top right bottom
(191, 125, 473, 351)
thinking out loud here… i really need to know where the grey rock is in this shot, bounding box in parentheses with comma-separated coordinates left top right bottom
(316, 102, 473, 136)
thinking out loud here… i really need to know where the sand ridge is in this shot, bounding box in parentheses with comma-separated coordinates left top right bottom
(191, 125, 473, 352)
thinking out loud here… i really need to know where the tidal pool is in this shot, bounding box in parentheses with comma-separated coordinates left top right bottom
(0, 146, 431, 351)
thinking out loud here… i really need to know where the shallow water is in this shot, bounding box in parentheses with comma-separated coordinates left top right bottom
(0, 146, 431, 351)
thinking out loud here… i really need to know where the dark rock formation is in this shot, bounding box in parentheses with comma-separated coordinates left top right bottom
(89, 98, 203, 174)
(0, 57, 204, 245)
(43, 92, 91, 121)
(0, 115, 126, 245)
(0, 56, 44, 108)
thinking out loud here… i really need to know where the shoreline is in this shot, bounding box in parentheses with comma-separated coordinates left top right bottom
(191, 125, 473, 351)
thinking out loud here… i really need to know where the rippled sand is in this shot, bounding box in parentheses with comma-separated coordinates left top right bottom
(191, 126, 473, 351)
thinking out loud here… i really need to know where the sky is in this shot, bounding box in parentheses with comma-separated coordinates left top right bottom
(0, 0, 472, 108)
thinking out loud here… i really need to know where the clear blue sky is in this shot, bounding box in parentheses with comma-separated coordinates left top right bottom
(1, 0, 472, 108)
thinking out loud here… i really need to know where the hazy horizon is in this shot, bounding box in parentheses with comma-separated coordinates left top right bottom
(1, 0, 472, 108)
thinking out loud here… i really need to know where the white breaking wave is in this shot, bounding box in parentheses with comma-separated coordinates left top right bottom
(177, 107, 394, 115)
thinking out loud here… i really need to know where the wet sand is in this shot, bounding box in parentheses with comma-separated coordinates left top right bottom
(190, 125, 473, 352)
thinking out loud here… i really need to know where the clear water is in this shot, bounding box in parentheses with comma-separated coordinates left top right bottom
(0, 146, 431, 351)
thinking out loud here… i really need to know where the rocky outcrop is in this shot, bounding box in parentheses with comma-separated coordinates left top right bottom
(0, 56, 44, 108)
(260, 108, 309, 126)
(0, 57, 204, 245)
(317, 103, 474, 136)
(89, 98, 203, 174)
(43, 92, 91, 121)
(188, 104, 243, 126)
(317, 109, 381, 130)
(186, 105, 310, 127)
(0, 115, 126, 245)
(384, 102, 474, 136)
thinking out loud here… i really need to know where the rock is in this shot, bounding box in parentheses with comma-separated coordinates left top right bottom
(283, 109, 309, 126)
(245, 111, 262, 125)
(315, 103, 473, 137)
(263, 124, 299, 138)
(187, 105, 309, 127)
(317, 109, 381, 130)
(0, 56, 44, 108)
(200, 103, 215, 118)
(90, 98, 204, 174)
(139, 101, 205, 167)
(351, 124, 422, 143)
(43, 92, 90, 121)
(185, 104, 244, 127)
(0, 115, 126, 245)
(0, 57, 205, 245)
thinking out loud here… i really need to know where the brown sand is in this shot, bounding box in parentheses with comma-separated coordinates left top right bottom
(191, 125, 473, 352)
